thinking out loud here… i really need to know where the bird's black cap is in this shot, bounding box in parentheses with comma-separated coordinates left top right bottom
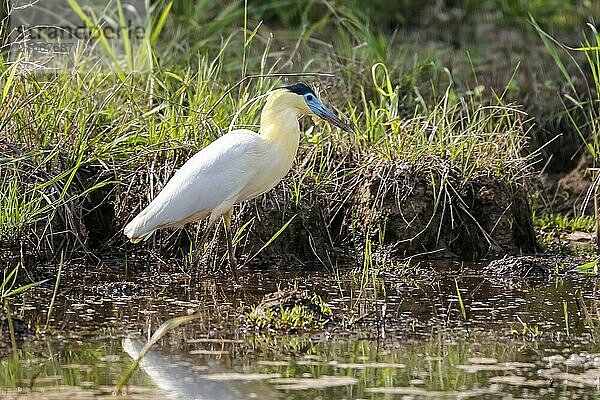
(283, 82, 317, 96)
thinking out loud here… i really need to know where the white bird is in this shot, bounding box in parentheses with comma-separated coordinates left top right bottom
(124, 82, 353, 282)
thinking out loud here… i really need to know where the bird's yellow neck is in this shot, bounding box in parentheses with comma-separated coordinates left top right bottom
(259, 91, 302, 161)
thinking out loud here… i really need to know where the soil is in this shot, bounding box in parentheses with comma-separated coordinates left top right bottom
(239, 158, 537, 264)
(483, 255, 553, 278)
(544, 152, 594, 215)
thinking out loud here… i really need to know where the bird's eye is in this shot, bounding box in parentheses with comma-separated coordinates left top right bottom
(306, 94, 313, 101)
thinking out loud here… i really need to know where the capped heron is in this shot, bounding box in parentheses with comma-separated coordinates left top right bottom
(124, 82, 353, 282)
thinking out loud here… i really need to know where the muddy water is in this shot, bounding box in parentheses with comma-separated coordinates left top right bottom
(2, 262, 600, 399)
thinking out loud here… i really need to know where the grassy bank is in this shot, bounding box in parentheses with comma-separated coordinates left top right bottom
(1, 0, 598, 267)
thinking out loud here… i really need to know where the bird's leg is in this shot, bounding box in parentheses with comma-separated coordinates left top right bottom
(192, 219, 218, 266)
(222, 209, 239, 284)
(197, 220, 216, 252)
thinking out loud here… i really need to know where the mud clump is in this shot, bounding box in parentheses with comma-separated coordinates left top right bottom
(243, 158, 537, 263)
(0, 308, 33, 358)
(245, 289, 333, 332)
(90, 281, 145, 297)
(484, 255, 553, 278)
(353, 159, 536, 259)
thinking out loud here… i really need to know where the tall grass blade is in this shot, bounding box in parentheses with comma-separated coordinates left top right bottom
(248, 214, 297, 262)
(563, 301, 570, 337)
(151, 1, 173, 45)
(45, 251, 64, 329)
(455, 278, 466, 320)
(116, 314, 200, 393)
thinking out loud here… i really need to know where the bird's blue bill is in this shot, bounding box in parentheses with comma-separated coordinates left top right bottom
(309, 100, 354, 133)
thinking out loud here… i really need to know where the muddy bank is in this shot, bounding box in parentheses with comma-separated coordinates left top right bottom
(2, 138, 537, 265)
(229, 158, 537, 264)
(7, 155, 537, 266)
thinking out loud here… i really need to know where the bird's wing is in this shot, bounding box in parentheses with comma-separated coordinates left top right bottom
(124, 130, 264, 241)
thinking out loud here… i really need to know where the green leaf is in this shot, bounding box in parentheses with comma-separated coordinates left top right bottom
(4, 279, 49, 297)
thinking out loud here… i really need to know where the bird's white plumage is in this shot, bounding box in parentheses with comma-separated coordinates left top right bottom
(124, 125, 299, 242)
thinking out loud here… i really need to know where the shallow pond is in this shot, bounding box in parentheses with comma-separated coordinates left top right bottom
(2, 261, 600, 399)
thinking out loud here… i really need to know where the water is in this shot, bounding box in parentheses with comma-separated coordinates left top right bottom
(2, 261, 600, 399)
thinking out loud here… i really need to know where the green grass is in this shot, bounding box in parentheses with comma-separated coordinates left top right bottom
(573, 258, 599, 274)
(0, 177, 43, 242)
(0, 262, 49, 360)
(246, 291, 333, 331)
(116, 313, 200, 392)
(0, 332, 153, 390)
(510, 315, 542, 339)
(534, 213, 596, 233)
(533, 212, 596, 256)
(243, 333, 554, 396)
(1, 265, 47, 300)
(534, 21, 600, 244)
